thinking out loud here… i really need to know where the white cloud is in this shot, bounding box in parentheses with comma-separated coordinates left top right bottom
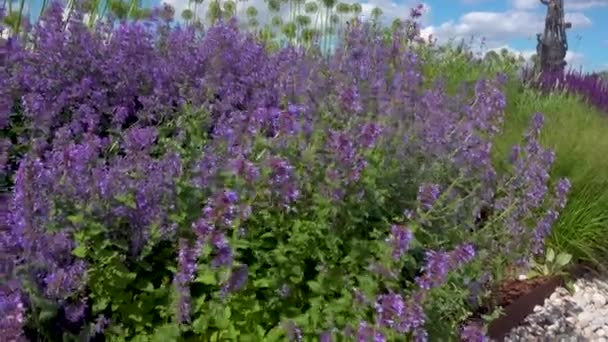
(566, 50, 585, 67)
(420, 7, 591, 50)
(511, 0, 608, 10)
(510, 0, 538, 10)
(564, 12, 592, 27)
(482, 44, 586, 71)
(422, 11, 543, 48)
(565, 0, 608, 10)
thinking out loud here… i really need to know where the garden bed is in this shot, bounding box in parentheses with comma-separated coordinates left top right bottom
(485, 276, 564, 340)
(470, 264, 593, 341)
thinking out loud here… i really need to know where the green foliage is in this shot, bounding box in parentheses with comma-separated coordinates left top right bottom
(69, 209, 176, 339)
(527, 247, 573, 278)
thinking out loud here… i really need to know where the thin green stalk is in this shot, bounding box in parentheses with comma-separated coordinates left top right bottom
(87, 0, 101, 28)
(64, 0, 76, 29)
(40, 0, 49, 17)
(14, 0, 25, 35)
(127, 0, 140, 20)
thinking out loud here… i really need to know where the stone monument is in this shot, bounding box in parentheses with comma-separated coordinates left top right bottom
(536, 0, 571, 72)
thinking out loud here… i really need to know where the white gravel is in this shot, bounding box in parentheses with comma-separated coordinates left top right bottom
(502, 272, 608, 342)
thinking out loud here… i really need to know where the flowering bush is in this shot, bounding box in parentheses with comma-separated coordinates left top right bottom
(1, 3, 570, 341)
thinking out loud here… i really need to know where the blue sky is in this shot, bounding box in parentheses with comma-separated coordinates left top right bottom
(22, 0, 608, 71)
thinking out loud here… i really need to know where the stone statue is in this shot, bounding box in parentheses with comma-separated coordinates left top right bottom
(536, 0, 571, 72)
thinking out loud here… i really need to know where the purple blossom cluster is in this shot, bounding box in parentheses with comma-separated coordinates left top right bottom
(0, 2, 572, 340)
(0, 282, 26, 341)
(495, 112, 571, 258)
(524, 68, 608, 113)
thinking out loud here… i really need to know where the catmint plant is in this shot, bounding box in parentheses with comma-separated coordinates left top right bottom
(0, 2, 571, 341)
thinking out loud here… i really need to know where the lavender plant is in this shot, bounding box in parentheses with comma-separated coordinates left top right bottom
(0, 2, 571, 341)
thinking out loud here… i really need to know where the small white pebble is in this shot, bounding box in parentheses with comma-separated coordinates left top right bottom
(592, 293, 607, 307)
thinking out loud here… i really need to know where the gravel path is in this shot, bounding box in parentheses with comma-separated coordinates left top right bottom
(502, 272, 608, 342)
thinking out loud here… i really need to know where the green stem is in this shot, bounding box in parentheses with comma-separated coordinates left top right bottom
(14, 0, 25, 35)
(40, 0, 49, 18)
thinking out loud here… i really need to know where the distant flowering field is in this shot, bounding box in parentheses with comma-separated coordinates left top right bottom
(522, 68, 608, 115)
(0, 2, 573, 341)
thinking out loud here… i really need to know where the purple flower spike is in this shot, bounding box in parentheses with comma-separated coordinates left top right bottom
(389, 224, 413, 260)
(417, 183, 441, 210)
(460, 322, 487, 342)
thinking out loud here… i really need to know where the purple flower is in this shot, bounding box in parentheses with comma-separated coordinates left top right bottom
(415, 250, 451, 290)
(460, 322, 487, 342)
(92, 315, 110, 335)
(359, 123, 383, 149)
(222, 190, 239, 205)
(284, 320, 303, 341)
(221, 264, 249, 294)
(375, 293, 426, 334)
(231, 157, 260, 183)
(193, 218, 214, 238)
(356, 321, 386, 342)
(210, 232, 233, 268)
(417, 183, 441, 210)
(339, 84, 363, 114)
(529, 112, 545, 136)
(0, 286, 26, 340)
(554, 178, 571, 209)
(278, 283, 291, 298)
(531, 209, 560, 255)
(450, 243, 476, 267)
(389, 224, 413, 260)
(173, 239, 202, 323)
(43, 261, 87, 299)
(64, 298, 87, 323)
(268, 157, 300, 205)
(319, 330, 333, 342)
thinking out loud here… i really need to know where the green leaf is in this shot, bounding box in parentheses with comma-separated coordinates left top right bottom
(265, 326, 285, 342)
(307, 280, 324, 294)
(92, 297, 110, 313)
(215, 306, 231, 329)
(555, 252, 572, 268)
(545, 248, 555, 263)
(192, 314, 210, 334)
(195, 269, 217, 285)
(39, 307, 58, 322)
(72, 245, 87, 258)
(67, 214, 85, 225)
(116, 193, 137, 209)
(150, 323, 180, 342)
(253, 278, 272, 288)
